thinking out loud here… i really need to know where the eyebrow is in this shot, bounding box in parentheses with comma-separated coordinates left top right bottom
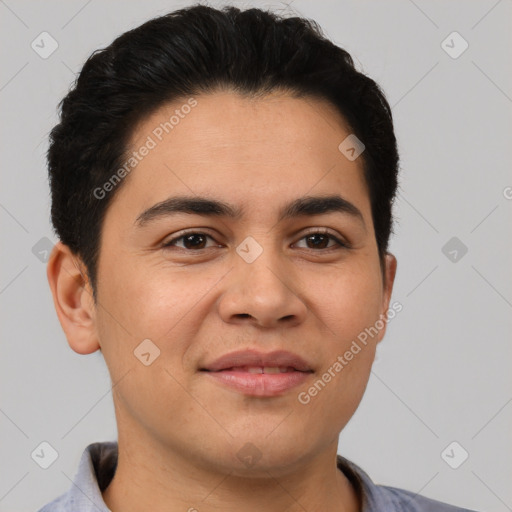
(135, 194, 366, 231)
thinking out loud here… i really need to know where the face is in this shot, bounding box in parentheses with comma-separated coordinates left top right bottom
(88, 90, 396, 475)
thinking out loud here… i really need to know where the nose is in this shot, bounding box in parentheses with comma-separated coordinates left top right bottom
(217, 246, 308, 329)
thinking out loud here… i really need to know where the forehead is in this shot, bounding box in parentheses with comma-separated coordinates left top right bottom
(112, 90, 370, 219)
(130, 90, 354, 159)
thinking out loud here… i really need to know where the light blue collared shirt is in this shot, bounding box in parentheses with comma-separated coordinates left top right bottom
(37, 442, 477, 511)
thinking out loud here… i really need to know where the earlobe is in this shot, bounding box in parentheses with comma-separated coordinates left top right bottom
(46, 242, 100, 355)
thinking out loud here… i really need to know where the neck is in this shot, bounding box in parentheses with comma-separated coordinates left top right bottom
(102, 431, 360, 512)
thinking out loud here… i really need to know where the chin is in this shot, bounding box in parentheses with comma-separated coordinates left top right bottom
(217, 435, 314, 476)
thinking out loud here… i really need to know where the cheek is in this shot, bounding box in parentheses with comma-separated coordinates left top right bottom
(307, 259, 383, 342)
(94, 259, 202, 428)
(296, 261, 382, 417)
(94, 257, 225, 384)
(97, 257, 205, 338)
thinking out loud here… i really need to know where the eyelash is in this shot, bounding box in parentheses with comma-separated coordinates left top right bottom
(161, 229, 350, 252)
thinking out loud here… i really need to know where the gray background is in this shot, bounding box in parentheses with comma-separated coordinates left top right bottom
(1, 0, 511, 510)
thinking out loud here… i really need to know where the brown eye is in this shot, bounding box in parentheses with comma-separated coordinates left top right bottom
(294, 230, 349, 250)
(162, 232, 215, 250)
(304, 233, 331, 249)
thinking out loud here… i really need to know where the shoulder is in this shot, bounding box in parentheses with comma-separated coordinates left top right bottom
(35, 442, 117, 512)
(36, 493, 69, 512)
(378, 484, 478, 512)
(336, 455, 478, 512)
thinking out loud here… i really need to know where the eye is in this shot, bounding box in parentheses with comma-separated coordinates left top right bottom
(162, 231, 218, 250)
(294, 229, 349, 250)
(161, 229, 349, 252)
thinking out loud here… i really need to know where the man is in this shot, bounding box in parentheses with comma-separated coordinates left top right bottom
(40, 4, 476, 511)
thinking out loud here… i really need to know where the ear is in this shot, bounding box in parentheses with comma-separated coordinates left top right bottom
(46, 242, 100, 355)
(376, 252, 398, 343)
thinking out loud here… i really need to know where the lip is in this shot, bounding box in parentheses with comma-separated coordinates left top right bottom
(200, 349, 314, 397)
(201, 349, 313, 372)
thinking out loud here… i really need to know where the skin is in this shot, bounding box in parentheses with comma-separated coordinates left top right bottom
(47, 90, 397, 512)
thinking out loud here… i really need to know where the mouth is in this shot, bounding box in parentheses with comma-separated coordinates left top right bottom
(200, 367, 313, 396)
(199, 350, 314, 397)
(205, 366, 302, 374)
